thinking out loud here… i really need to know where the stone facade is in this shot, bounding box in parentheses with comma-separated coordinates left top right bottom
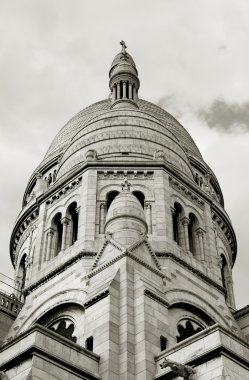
(0, 43, 248, 379)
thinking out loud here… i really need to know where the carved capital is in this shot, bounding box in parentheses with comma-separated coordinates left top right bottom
(61, 216, 70, 225)
(171, 206, 176, 214)
(145, 202, 151, 210)
(46, 227, 56, 236)
(195, 227, 205, 236)
(180, 217, 190, 226)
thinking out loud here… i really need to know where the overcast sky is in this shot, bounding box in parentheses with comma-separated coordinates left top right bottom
(0, 0, 248, 308)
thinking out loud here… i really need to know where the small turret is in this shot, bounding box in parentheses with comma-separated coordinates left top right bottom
(104, 180, 147, 246)
(109, 41, 140, 108)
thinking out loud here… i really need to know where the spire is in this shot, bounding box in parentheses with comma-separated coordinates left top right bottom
(109, 41, 140, 109)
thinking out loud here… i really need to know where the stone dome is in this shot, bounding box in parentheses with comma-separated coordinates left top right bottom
(39, 99, 203, 184)
(109, 51, 138, 76)
(44, 99, 202, 163)
(105, 186, 147, 245)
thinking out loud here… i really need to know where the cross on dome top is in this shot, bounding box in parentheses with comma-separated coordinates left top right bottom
(120, 40, 127, 56)
(109, 41, 140, 108)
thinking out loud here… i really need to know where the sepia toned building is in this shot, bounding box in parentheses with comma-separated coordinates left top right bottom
(0, 42, 249, 379)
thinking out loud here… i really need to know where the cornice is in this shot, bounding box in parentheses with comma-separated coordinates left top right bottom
(0, 324, 100, 379)
(155, 251, 225, 295)
(10, 174, 83, 265)
(155, 325, 249, 380)
(97, 169, 154, 180)
(169, 176, 205, 209)
(144, 289, 169, 308)
(24, 250, 97, 295)
(211, 204, 237, 264)
(22, 155, 59, 207)
(83, 289, 109, 309)
(189, 155, 224, 207)
(87, 249, 165, 280)
(45, 176, 82, 206)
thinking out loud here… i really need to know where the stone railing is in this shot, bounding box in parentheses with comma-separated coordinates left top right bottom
(0, 291, 23, 316)
(0, 274, 23, 316)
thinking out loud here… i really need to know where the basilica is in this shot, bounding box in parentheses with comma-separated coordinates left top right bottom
(0, 42, 249, 379)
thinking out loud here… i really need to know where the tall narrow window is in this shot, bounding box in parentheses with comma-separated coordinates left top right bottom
(172, 202, 182, 245)
(53, 213, 63, 255)
(188, 213, 197, 255)
(120, 81, 123, 98)
(160, 336, 167, 351)
(106, 191, 119, 211)
(132, 191, 145, 208)
(68, 202, 78, 245)
(86, 336, 93, 351)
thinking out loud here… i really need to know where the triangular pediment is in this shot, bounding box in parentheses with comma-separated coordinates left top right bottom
(91, 234, 161, 272)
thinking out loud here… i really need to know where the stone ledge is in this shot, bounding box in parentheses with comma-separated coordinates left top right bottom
(0, 324, 100, 379)
(154, 324, 249, 379)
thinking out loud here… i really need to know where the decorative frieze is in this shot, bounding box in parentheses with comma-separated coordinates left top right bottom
(97, 170, 154, 180)
(169, 176, 205, 209)
(45, 176, 82, 206)
(13, 212, 39, 253)
(211, 211, 234, 259)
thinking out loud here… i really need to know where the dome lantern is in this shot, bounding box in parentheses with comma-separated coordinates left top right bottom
(109, 41, 140, 109)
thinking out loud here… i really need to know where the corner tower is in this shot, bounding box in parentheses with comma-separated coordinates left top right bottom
(1, 43, 248, 380)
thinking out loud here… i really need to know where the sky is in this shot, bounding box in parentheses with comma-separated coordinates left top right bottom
(0, 0, 248, 308)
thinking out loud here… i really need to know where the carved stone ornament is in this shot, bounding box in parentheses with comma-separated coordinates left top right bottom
(160, 357, 196, 379)
(153, 149, 165, 161)
(85, 149, 97, 161)
(0, 371, 8, 380)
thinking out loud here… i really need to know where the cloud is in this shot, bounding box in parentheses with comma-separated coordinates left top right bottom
(198, 99, 249, 132)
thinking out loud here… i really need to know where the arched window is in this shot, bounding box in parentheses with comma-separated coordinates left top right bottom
(106, 191, 119, 210)
(172, 202, 183, 245)
(132, 191, 145, 208)
(36, 304, 83, 344)
(49, 318, 77, 343)
(188, 213, 198, 255)
(68, 202, 78, 245)
(53, 213, 63, 256)
(176, 319, 203, 343)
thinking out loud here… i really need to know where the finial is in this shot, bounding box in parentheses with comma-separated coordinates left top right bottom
(121, 179, 131, 192)
(120, 40, 127, 56)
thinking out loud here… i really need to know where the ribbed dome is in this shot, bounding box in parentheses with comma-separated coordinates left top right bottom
(43, 99, 202, 165)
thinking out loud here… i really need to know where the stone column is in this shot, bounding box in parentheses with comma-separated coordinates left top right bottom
(181, 217, 190, 251)
(99, 203, 106, 234)
(196, 227, 205, 260)
(61, 217, 70, 251)
(46, 228, 55, 260)
(226, 275, 236, 309)
(145, 202, 152, 234)
(117, 82, 121, 99)
(129, 83, 133, 99)
(123, 81, 127, 98)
